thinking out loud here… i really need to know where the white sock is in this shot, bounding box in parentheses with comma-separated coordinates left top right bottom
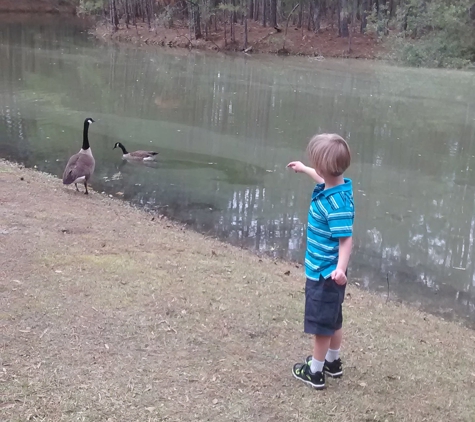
(310, 358, 324, 374)
(325, 348, 340, 363)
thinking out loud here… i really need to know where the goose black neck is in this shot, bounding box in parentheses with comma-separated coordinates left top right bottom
(82, 121, 90, 150)
(118, 143, 128, 154)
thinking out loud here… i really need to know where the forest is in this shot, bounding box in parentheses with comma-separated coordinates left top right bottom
(77, 0, 475, 67)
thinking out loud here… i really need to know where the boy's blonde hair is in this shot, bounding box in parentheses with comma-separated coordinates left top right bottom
(306, 133, 351, 177)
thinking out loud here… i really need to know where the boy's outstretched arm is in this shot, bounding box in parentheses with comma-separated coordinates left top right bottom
(331, 236, 352, 285)
(287, 161, 324, 184)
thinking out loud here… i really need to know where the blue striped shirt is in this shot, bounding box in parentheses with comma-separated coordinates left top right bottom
(305, 178, 355, 281)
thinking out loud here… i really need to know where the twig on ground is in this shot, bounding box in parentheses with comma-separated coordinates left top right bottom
(158, 319, 177, 334)
(386, 272, 390, 303)
(39, 328, 49, 339)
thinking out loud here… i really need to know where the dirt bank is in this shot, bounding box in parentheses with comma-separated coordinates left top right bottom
(0, 0, 76, 14)
(0, 159, 474, 421)
(94, 21, 381, 59)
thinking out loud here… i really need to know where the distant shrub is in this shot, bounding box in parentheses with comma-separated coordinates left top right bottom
(375, 0, 475, 68)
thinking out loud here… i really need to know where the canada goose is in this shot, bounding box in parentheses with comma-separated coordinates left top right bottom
(113, 142, 159, 161)
(62, 118, 95, 195)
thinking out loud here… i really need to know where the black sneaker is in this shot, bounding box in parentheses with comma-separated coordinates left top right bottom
(306, 356, 343, 378)
(292, 361, 325, 389)
(324, 358, 343, 378)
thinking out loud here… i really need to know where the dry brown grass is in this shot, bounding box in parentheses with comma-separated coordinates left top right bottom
(1, 159, 474, 422)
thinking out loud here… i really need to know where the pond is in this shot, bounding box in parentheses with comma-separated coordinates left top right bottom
(1, 14, 475, 327)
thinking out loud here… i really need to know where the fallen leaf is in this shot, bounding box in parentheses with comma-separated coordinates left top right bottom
(359, 382, 367, 387)
(145, 407, 155, 412)
(212, 399, 218, 405)
(284, 270, 291, 276)
(104, 344, 109, 350)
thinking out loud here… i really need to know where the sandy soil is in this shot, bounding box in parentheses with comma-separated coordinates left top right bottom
(0, 159, 474, 422)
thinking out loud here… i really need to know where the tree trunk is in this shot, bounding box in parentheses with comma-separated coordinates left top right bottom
(307, 0, 313, 31)
(132, 0, 137, 27)
(270, 0, 277, 27)
(231, 14, 235, 42)
(232, 0, 237, 23)
(111, 0, 119, 31)
(360, 0, 369, 33)
(313, 0, 320, 32)
(214, 0, 219, 31)
(124, 0, 130, 28)
(224, 18, 227, 46)
(339, 0, 349, 37)
(146, 0, 152, 29)
(297, 0, 303, 28)
(194, 3, 202, 39)
(244, 14, 248, 49)
(262, 0, 267, 27)
(249, 0, 254, 19)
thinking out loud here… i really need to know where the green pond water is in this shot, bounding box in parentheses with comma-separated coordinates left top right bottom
(1, 14, 475, 327)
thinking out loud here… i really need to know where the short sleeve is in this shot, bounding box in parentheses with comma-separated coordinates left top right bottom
(327, 194, 354, 238)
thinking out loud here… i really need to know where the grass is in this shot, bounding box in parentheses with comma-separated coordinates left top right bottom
(1, 159, 475, 421)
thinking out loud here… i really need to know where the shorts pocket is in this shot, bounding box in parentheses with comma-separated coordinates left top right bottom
(306, 290, 340, 329)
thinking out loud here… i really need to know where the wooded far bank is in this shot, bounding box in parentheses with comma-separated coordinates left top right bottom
(1, 0, 474, 67)
(85, 0, 475, 67)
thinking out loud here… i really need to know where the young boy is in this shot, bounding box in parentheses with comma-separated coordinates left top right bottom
(287, 133, 354, 390)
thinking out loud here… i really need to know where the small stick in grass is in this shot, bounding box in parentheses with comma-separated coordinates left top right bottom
(386, 272, 390, 303)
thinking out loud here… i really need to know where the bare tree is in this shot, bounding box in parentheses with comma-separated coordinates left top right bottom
(110, 0, 119, 31)
(262, 0, 267, 27)
(339, 0, 349, 37)
(270, 0, 277, 27)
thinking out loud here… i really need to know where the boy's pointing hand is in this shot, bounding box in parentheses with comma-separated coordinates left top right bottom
(287, 161, 306, 173)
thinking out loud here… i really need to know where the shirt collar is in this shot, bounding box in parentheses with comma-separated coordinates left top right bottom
(312, 178, 352, 200)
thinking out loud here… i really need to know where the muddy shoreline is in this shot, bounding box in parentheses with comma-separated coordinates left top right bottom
(94, 20, 382, 59)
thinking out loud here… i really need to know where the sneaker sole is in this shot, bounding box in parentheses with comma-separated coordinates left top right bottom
(292, 370, 325, 390)
(324, 370, 343, 378)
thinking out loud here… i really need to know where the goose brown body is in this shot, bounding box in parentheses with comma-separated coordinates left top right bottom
(63, 118, 95, 194)
(113, 142, 159, 161)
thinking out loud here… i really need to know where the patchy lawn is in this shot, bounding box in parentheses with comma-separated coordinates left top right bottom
(0, 160, 474, 422)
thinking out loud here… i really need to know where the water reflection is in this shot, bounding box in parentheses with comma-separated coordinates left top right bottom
(0, 16, 474, 327)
